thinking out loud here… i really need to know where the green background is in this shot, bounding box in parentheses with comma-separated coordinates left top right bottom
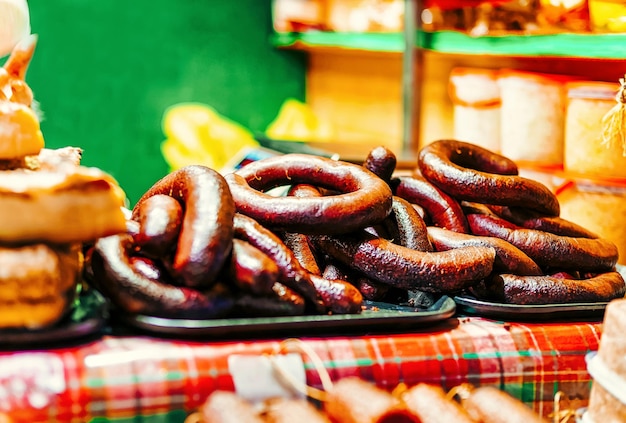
(18, 0, 306, 205)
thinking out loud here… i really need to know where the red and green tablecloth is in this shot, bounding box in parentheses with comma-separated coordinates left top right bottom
(0, 316, 600, 422)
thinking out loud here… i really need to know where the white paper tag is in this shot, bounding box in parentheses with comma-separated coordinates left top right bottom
(228, 353, 306, 404)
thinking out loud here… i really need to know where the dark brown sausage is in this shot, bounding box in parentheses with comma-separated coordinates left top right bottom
(486, 271, 626, 305)
(225, 154, 393, 234)
(312, 231, 496, 293)
(233, 282, 306, 317)
(309, 274, 363, 314)
(383, 196, 433, 252)
(322, 262, 390, 301)
(131, 194, 183, 258)
(427, 226, 542, 276)
(393, 175, 469, 233)
(233, 213, 325, 312)
(363, 145, 397, 183)
(134, 165, 235, 289)
(89, 233, 235, 318)
(467, 213, 619, 272)
(487, 205, 599, 238)
(418, 140, 560, 216)
(281, 232, 322, 275)
(228, 238, 278, 295)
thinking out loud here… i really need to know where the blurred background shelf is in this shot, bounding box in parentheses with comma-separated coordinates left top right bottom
(271, 30, 405, 53)
(419, 30, 626, 59)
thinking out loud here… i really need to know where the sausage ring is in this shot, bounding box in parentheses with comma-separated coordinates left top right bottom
(225, 154, 393, 234)
(133, 165, 235, 289)
(418, 140, 560, 216)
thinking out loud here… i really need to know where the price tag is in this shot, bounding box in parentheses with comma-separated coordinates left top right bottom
(228, 353, 306, 404)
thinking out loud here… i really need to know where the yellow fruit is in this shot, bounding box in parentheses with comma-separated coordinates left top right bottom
(161, 103, 258, 171)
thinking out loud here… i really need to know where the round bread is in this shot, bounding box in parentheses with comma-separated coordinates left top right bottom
(0, 165, 127, 244)
(0, 243, 82, 329)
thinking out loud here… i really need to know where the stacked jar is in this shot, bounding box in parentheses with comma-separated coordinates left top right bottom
(448, 67, 501, 153)
(559, 80, 626, 264)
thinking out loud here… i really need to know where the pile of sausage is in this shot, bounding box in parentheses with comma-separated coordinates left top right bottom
(85, 139, 625, 319)
(187, 377, 550, 423)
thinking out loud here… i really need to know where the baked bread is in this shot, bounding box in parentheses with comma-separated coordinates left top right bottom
(0, 243, 82, 329)
(0, 165, 127, 244)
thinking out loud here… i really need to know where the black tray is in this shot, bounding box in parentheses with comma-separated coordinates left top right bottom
(118, 295, 457, 338)
(453, 295, 609, 321)
(0, 287, 108, 348)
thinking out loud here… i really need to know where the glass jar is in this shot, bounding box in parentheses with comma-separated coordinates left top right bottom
(498, 69, 572, 166)
(557, 177, 626, 265)
(564, 81, 626, 179)
(448, 67, 501, 153)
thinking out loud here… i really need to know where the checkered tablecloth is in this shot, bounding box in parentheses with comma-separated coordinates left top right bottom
(0, 316, 601, 422)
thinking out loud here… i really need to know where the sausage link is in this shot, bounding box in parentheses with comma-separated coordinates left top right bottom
(309, 274, 363, 314)
(233, 282, 306, 317)
(488, 205, 599, 238)
(134, 165, 235, 289)
(363, 145, 397, 183)
(418, 140, 559, 216)
(427, 226, 542, 276)
(131, 194, 183, 258)
(382, 196, 433, 252)
(322, 262, 390, 301)
(233, 213, 325, 312)
(467, 213, 618, 272)
(487, 271, 626, 305)
(393, 175, 469, 233)
(90, 233, 235, 318)
(228, 238, 278, 295)
(281, 232, 322, 275)
(313, 231, 496, 293)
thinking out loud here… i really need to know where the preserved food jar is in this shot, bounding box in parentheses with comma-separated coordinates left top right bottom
(498, 70, 572, 166)
(448, 67, 501, 153)
(564, 81, 626, 179)
(557, 177, 626, 265)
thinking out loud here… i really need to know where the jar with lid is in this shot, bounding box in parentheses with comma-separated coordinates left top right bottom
(448, 67, 501, 153)
(557, 177, 626, 265)
(564, 81, 626, 179)
(498, 69, 573, 166)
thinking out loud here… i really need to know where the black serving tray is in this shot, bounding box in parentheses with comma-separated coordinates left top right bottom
(117, 295, 457, 338)
(453, 295, 609, 321)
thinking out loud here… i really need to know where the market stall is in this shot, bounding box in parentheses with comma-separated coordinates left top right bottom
(2, 1, 626, 422)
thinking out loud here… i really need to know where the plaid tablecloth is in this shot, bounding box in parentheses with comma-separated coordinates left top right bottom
(0, 316, 601, 422)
